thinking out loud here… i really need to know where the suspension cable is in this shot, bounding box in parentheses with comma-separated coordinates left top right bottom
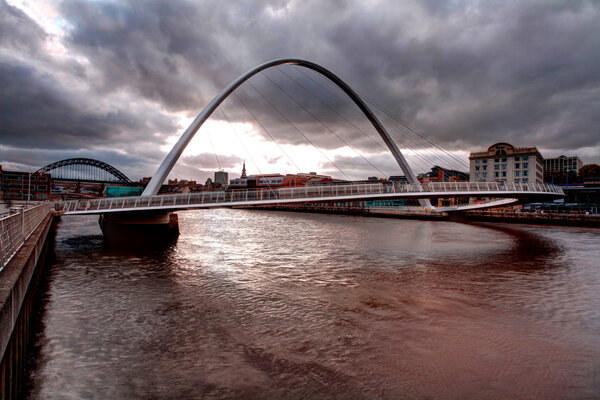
(231, 91, 302, 174)
(219, 106, 277, 196)
(268, 68, 388, 177)
(285, 66, 449, 177)
(292, 66, 467, 172)
(360, 95, 469, 169)
(205, 128, 222, 170)
(243, 79, 352, 181)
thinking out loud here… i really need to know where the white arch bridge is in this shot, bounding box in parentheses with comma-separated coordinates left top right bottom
(55, 58, 564, 217)
(56, 181, 563, 215)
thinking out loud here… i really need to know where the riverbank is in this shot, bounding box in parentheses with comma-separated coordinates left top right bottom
(464, 210, 600, 227)
(250, 205, 600, 227)
(0, 212, 57, 399)
(249, 205, 449, 220)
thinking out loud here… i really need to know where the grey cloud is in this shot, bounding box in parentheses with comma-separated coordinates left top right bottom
(2, 0, 599, 182)
(0, 145, 151, 180)
(0, 0, 46, 53)
(179, 153, 242, 170)
(0, 61, 176, 150)
(59, 0, 239, 111)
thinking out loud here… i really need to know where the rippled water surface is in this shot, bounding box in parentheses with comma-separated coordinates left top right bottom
(25, 210, 600, 399)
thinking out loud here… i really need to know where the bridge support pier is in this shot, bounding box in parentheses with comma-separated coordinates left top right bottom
(99, 211, 179, 247)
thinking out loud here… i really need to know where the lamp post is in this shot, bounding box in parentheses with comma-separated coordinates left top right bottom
(27, 169, 31, 204)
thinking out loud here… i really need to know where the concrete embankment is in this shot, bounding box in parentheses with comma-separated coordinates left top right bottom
(0, 212, 57, 399)
(252, 205, 599, 227)
(464, 211, 600, 227)
(250, 205, 449, 220)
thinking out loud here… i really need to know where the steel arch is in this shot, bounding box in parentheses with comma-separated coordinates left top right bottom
(36, 158, 132, 183)
(143, 58, 427, 207)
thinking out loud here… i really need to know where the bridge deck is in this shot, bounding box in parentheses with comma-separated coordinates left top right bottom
(57, 182, 564, 215)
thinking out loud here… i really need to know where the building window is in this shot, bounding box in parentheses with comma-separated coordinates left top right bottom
(475, 166, 480, 171)
(494, 172, 499, 178)
(501, 164, 507, 170)
(475, 160, 481, 164)
(522, 178, 528, 182)
(523, 162, 528, 168)
(514, 157, 520, 161)
(494, 164, 500, 170)
(514, 170, 520, 176)
(37, 194, 47, 199)
(523, 170, 528, 176)
(502, 158, 507, 162)
(37, 185, 47, 190)
(515, 178, 520, 182)
(38, 176, 48, 182)
(502, 171, 507, 177)
(482, 160, 487, 164)
(482, 172, 487, 178)
(482, 165, 487, 171)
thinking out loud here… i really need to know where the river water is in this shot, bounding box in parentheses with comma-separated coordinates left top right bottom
(25, 210, 600, 399)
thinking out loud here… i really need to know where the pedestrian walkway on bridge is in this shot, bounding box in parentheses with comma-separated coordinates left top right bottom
(56, 181, 563, 215)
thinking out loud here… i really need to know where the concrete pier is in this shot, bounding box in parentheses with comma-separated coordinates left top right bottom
(99, 211, 179, 247)
(0, 212, 57, 399)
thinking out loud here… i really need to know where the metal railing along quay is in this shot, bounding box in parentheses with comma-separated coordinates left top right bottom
(0, 203, 55, 270)
(56, 181, 563, 214)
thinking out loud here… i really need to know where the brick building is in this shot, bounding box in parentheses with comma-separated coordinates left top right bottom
(0, 166, 52, 201)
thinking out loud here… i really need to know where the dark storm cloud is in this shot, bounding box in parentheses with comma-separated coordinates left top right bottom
(0, 0, 178, 160)
(2, 62, 119, 148)
(1, 0, 599, 182)
(321, 1, 600, 153)
(62, 0, 599, 152)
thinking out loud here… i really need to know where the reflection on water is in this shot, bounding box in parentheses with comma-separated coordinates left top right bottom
(25, 209, 600, 399)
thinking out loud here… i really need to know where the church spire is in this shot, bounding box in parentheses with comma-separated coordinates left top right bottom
(241, 161, 247, 178)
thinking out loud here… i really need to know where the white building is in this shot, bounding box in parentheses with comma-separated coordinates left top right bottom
(229, 174, 284, 188)
(469, 142, 544, 184)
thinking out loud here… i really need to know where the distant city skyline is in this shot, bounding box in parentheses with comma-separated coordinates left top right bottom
(1, 0, 599, 183)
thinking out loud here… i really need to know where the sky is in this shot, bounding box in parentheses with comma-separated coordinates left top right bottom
(1, 0, 599, 182)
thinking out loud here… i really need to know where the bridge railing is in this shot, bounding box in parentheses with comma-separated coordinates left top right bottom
(56, 183, 391, 212)
(417, 181, 564, 194)
(55, 181, 563, 213)
(0, 202, 55, 270)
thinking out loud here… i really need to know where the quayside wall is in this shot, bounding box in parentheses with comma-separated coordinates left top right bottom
(248, 204, 449, 220)
(465, 210, 600, 227)
(251, 205, 599, 227)
(0, 212, 57, 400)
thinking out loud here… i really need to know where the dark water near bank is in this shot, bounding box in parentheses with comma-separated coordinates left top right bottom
(25, 210, 600, 399)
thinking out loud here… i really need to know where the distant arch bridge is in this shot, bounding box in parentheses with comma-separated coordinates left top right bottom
(35, 158, 132, 183)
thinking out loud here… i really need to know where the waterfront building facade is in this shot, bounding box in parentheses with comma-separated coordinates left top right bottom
(389, 175, 408, 184)
(282, 172, 333, 187)
(469, 143, 544, 184)
(0, 166, 52, 201)
(230, 171, 334, 189)
(544, 155, 583, 174)
(229, 174, 284, 189)
(543, 155, 583, 184)
(418, 165, 469, 183)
